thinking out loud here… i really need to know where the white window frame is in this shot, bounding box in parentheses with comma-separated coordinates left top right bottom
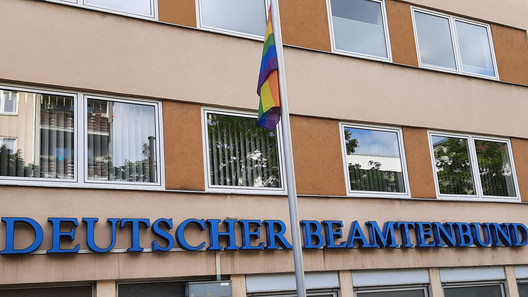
(44, 0, 158, 20)
(442, 282, 506, 297)
(82, 94, 164, 189)
(327, 0, 393, 62)
(196, 0, 270, 40)
(355, 285, 429, 297)
(339, 123, 411, 198)
(428, 131, 520, 202)
(201, 107, 286, 195)
(0, 84, 165, 191)
(411, 7, 499, 80)
(249, 290, 339, 297)
(0, 89, 19, 115)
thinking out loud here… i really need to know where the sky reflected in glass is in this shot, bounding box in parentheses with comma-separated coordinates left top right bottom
(455, 21, 495, 76)
(86, 0, 152, 16)
(201, 0, 266, 36)
(414, 11, 456, 69)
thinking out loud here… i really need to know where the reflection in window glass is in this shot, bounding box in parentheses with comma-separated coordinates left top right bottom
(331, 0, 388, 58)
(518, 283, 528, 297)
(200, 0, 267, 36)
(444, 284, 503, 297)
(455, 21, 495, 76)
(343, 127, 405, 193)
(414, 11, 456, 69)
(0, 286, 92, 297)
(84, 0, 153, 16)
(87, 99, 157, 183)
(357, 288, 427, 297)
(0, 90, 75, 179)
(206, 112, 281, 189)
(474, 140, 516, 197)
(431, 136, 475, 195)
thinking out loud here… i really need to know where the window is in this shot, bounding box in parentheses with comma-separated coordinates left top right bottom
(518, 282, 528, 297)
(48, 0, 156, 18)
(198, 0, 268, 38)
(328, 0, 391, 60)
(411, 8, 498, 78)
(0, 138, 16, 154)
(340, 124, 409, 197)
(202, 108, 284, 193)
(118, 281, 185, 297)
(0, 90, 18, 115)
(443, 283, 505, 297)
(356, 287, 428, 297)
(429, 132, 518, 200)
(0, 86, 163, 189)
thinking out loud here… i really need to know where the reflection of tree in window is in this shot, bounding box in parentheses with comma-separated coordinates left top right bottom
(207, 113, 281, 188)
(474, 140, 515, 197)
(432, 136, 475, 195)
(344, 127, 405, 193)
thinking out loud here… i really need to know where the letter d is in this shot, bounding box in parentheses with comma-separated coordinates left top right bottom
(1, 217, 43, 254)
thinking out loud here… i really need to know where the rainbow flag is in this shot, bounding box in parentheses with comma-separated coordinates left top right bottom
(257, 9, 280, 131)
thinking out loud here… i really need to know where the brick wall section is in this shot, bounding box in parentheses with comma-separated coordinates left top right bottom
(163, 101, 205, 190)
(402, 127, 436, 198)
(290, 116, 347, 196)
(386, 0, 419, 66)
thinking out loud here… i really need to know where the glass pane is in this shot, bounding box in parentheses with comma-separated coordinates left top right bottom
(331, 0, 388, 58)
(201, 0, 267, 36)
(518, 283, 528, 297)
(357, 288, 426, 297)
(455, 21, 495, 76)
(85, 0, 153, 16)
(431, 136, 475, 195)
(0, 286, 92, 297)
(0, 90, 75, 179)
(207, 113, 281, 188)
(344, 127, 405, 193)
(414, 11, 456, 69)
(444, 284, 503, 297)
(475, 140, 516, 197)
(119, 282, 185, 297)
(87, 99, 157, 183)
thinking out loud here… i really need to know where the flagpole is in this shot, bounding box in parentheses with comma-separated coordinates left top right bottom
(269, 1, 307, 296)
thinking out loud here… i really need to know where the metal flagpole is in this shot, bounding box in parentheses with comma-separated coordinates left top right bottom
(269, 1, 307, 296)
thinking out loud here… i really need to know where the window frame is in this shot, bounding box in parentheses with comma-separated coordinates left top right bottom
(44, 0, 158, 20)
(0, 89, 19, 115)
(195, 0, 270, 40)
(81, 94, 164, 189)
(442, 281, 506, 297)
(427, 131, 520, 202)
(0, 84, 165, 190)
(201, 107, 286, 195)
(339, 123, 411, 198)
(327, 0, 393, 62)
(0, 137, 17, 154)
(354, 285, 429, 297)
(411, 7, 499, 80)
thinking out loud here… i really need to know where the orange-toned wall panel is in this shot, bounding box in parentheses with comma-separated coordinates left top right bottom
(492, 24, 528, 86)
(163, 101, 204, 190)
(386, 0, 418, 66)
(158, 0, 196, 28)
(280, 0, 332, 52)
(510, 138, 528, 202)
(402, 127, 436, 198)
(290, 116, 347, 196)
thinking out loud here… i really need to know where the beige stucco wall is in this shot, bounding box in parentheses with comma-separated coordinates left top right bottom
(404, 0, 528, 31)
(1, 0, 528, 140)
(0, 186, 527, 284)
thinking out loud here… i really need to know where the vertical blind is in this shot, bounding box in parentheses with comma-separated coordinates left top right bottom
(207, 112, 281, 188)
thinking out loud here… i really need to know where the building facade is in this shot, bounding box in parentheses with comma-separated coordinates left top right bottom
(1, 0, 528, 296)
